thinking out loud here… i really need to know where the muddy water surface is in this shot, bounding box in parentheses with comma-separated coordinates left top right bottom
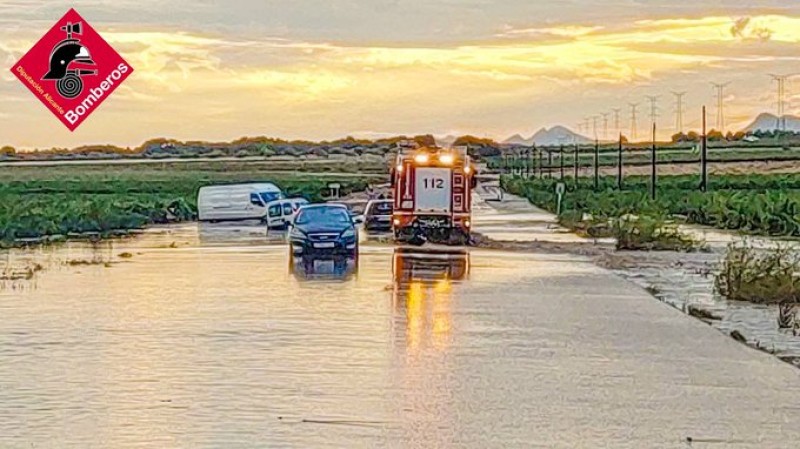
(0, 223, 592, 448)
(607, 247, 800, 368)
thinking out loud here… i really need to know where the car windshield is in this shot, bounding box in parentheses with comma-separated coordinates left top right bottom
(260, 191, 281, 203)
(295, 207, 351, 226)
(369, 202, 392, 214)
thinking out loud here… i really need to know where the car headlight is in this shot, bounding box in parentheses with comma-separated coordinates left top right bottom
(289, 227, 306, 238)
(341, 228, 356, 239)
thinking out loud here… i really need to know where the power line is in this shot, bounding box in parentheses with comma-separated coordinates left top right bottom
(711, 82, 731, 132)
(769, 74, 797, 131)
(671, 91, 687, 134)
(645, 95, 659, 126)
(629, 103, 639, 141)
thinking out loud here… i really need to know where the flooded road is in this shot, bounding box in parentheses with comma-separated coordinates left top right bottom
(0, 224, 586, 448)
(3, 223, 800, 448)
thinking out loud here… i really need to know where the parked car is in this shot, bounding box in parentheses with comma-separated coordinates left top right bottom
(327, 201, 365, 224)
(266, 198, 309, 229)
(197, 183, 282, 222)
(288, 204, 360, 257)
(363, 199, 393, 232)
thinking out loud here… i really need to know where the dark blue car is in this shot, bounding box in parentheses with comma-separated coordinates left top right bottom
(288, 204, 359, 257)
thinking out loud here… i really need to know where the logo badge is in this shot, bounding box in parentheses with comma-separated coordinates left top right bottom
(10, 8, 133, 131)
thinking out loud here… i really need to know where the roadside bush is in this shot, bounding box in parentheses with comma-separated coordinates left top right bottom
(557, 210, 613, 238)
(715, 241, 800, 303)
(557, 209, 584, 229)
(613, 215, 701, 252)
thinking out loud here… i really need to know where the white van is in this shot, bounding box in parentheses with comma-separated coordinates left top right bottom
(265, 198, 309, 229)
(197, 183, 283, 222)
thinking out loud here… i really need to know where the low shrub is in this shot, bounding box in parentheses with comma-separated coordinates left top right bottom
(613, 216, 702, 252)
(715, 241, 800, 303)
(557, 210, 613, 238)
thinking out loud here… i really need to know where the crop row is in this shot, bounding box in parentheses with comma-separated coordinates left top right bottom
(501, 174, 800, 237)
(0, 165, 377, 245)
(487, 148, 800, 171)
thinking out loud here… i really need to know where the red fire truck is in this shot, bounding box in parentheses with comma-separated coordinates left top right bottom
(391, 146, 477, 245)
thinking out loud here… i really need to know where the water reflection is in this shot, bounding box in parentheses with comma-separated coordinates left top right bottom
(289, 254, 359, 281)
(392, 248, 470, 354)
(197, 221, 285, 247)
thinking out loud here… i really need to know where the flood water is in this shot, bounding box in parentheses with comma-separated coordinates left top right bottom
(612, 249, 800, 368)
(0, 223, 594, 448)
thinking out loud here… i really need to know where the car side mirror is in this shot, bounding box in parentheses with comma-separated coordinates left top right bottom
(353, 216, 364, 225)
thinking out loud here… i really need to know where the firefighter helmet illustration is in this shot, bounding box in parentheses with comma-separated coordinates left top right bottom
(42, 21, 97, 99)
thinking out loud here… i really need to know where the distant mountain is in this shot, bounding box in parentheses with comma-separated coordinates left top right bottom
(503, 134, 530, 145)
(503, 126, 592, 146)
(531, 126, 593, 145)
(743, 113, 800, 133)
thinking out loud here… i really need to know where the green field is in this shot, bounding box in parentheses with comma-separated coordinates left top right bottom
(501, 174, 800, 237)
(0, 162, 384, 245)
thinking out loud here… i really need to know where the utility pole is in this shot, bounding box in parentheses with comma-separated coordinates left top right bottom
(701, 106, 708, 192)
(672, 91, 687, 134)
(650, 123, 657, 200)
(629, 103, 639, 142)
(617, 133, 623, 190)
(601, 113, 610, 141)
(525, 148, 530, 178)
(594, 139, 599, 190)
(573, 143, 579, 182)
(711, 82, 731, 132)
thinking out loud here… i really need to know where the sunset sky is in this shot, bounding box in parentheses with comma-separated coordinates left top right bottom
(1, 0, 799, 148)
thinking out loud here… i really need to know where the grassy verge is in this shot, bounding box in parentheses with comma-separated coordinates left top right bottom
(0, 163, 383, 246)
